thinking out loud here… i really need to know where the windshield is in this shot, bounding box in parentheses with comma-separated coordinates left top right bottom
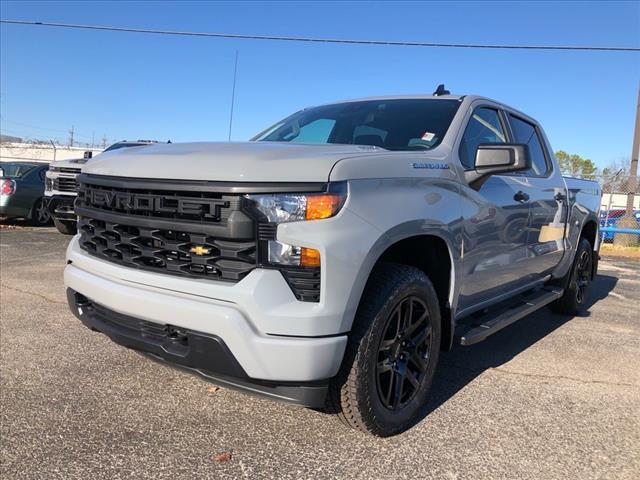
(253, 99, 460, 151)
(0, 163, 36, 178)
(104, 142, 149, 152)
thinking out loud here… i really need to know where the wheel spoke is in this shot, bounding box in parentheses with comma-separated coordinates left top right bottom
(404, 311, 427, 337)
(390, 305, 402, 338)
(384, 370, 396, 406)
(406, 369, 420, 389)
(393, 372, 405, 409)
(377, 359, 392, 374)
(379, 338, 395, 352)
(410, 350, 428, 372)
(397, 302, 408, 337)
(411, 324, 432, 346)
(404, 300, 413, 332)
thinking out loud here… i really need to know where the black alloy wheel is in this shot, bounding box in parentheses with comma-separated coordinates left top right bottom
(328, 262, 441, 436)
(376, 296, 432, 410)
(575, 249, 592, 305)
(549, 237, 594, 315)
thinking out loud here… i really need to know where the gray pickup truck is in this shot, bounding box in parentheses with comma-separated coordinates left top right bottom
(64, 88, 601, 436)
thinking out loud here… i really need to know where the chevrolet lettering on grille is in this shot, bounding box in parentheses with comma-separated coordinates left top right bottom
(87, 188, 229, 220)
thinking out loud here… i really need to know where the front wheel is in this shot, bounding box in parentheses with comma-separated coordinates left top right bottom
(550, 238, 593, 315)
(328, 263, 441, 436)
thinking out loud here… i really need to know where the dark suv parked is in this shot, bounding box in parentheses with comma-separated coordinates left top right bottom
(0, 162, 51, 226)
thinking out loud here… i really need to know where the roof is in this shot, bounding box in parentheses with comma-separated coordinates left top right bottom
(313, 94, 536, 125)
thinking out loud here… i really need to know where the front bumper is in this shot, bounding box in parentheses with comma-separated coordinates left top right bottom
(65, 237, 349, 404)
(67, 288, 329, 407)
(45, 194, 76, 221)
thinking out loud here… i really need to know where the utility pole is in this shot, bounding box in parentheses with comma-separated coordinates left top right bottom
(614, 86, 640, 246)
(101, 134, 107, 149)
(228, 50, 239, 142)
(49, 139, 57, 162)
(91, 131, 95, 148)
(68, 125, 75, 147)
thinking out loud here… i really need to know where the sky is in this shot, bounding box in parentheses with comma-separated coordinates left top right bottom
(0, 0, 639, 169)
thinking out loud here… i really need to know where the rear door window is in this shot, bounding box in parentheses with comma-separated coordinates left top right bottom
(508, 115, 549, 176)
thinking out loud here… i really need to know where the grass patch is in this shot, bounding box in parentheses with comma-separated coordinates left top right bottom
(600, 243, 640, 259)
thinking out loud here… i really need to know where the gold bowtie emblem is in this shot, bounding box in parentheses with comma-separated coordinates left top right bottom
(190, 245, 211, 256)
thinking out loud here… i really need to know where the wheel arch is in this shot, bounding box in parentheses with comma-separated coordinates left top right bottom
(343, 222, 460, 351)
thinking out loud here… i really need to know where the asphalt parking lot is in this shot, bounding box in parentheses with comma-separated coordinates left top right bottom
(1, 227, 639, 480)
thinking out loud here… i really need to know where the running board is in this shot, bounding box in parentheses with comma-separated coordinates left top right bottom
(455, 288, 564, 346)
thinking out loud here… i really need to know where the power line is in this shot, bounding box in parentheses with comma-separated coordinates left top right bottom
(1, 19, 638, 52)
(1, 119, 95, 141)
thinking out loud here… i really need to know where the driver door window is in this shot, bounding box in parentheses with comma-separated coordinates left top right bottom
(459, 108, 507, 169)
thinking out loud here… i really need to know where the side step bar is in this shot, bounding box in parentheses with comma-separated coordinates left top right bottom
(456, 288, 564, 346)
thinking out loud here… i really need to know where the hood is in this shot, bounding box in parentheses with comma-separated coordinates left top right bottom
(82, 141, 382, 182)
(50, 157, 87, 169)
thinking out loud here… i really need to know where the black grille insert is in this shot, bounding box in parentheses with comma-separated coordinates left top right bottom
(77, 176, 257, 282)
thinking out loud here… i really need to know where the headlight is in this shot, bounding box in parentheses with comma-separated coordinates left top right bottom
(267, 240, 321, 267)
(245, 183, 347, 268)
(244, 183, 347, 224)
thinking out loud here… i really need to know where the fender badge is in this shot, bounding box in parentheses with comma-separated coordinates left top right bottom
(412, 162, 450, 170)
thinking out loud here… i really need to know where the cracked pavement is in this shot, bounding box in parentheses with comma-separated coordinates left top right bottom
(1, 227, 639, 479)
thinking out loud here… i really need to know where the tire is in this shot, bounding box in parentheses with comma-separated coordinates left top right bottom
(30, 198, 52, 226)
(53, 218, 77, 235)
(328, 262, 441, 436)
(549, 238, 593, 315)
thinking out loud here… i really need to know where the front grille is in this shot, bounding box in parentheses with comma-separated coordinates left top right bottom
(77, 175, 257, 282)
(53, 176, 78, 192)
(76, 174, 322, 301)
(54, 167, 82, 174)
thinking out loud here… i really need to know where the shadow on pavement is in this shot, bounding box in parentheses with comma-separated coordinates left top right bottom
(419, 273, 618, 422)
(0, 218, 53, 229)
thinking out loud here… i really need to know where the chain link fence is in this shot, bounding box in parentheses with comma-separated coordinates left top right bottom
(595, 174, 639, 246)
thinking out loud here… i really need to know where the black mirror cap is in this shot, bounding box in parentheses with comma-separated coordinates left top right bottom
(465, 144, 531, 189)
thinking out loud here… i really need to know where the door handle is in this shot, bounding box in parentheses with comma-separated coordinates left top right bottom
(514, 190, 530, 203)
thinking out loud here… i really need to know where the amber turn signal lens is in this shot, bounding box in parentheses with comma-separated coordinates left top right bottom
(300, 247, 321, 267)
(306, 194, 343, 220)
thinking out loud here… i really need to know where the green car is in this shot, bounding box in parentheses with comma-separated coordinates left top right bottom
(0, 162, 51, 226)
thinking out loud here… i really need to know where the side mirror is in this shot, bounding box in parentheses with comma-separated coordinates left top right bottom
(464, 144, 530, 189)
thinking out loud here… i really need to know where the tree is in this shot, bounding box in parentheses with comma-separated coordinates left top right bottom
(554, 150, 598, 178)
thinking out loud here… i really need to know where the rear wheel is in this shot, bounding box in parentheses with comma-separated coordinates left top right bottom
(30, 198, 51, 226)
(550, 238, 593, 315)
(328, 263, 441, 436)
(53, 218, 77, 235)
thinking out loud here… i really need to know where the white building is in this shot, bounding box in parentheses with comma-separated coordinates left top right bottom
(0, 142, 103, 164)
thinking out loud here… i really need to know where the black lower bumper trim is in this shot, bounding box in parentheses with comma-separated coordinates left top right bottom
(46, 195, 76, 221)
(66, 288, 328, 408)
